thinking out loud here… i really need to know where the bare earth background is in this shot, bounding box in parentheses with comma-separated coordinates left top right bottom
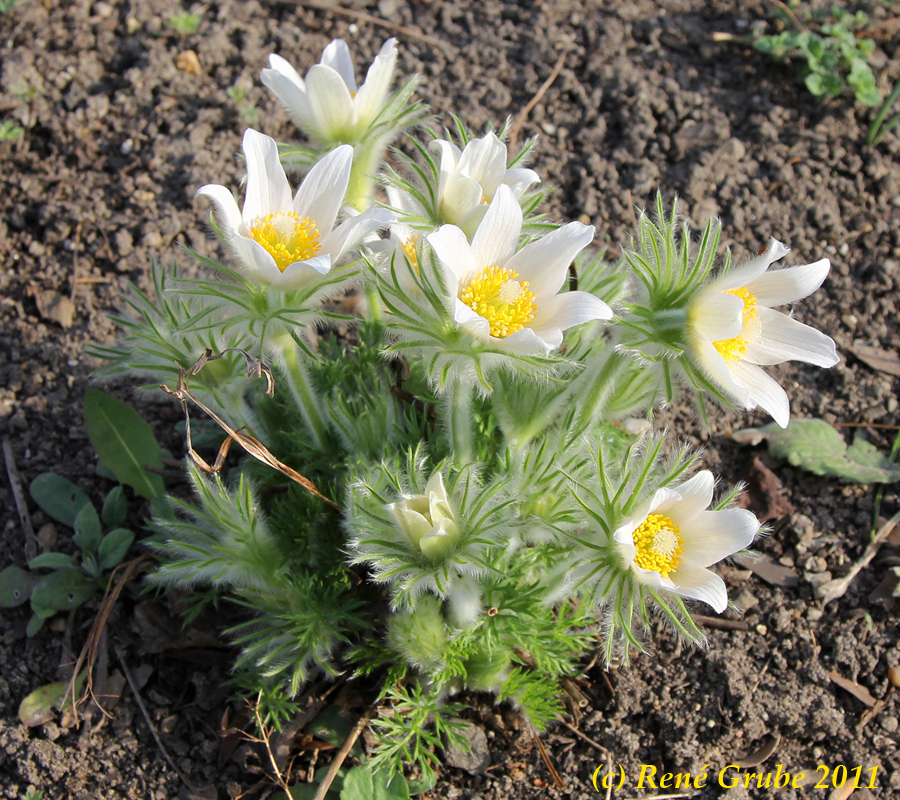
(1, 1, 900, 798)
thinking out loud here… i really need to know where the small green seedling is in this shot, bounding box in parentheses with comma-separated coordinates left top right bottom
(168, 11, 202, 36)
(868, 81, 900, 145)
(0, 477, 135, 636)
(753, 7, 882, 106)
(0, 119, 23, 141)
(226, 84, 261, 126)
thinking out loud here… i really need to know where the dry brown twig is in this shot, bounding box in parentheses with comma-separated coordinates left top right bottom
(3, 437, 39, 562)
(312, 705, 378, 800)
(160, 348, 341, 512)
(509, 45, 570, 152)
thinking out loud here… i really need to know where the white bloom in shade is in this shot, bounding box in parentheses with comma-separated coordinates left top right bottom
(386, 473, 461, 561)
(688, 239, 839, 428)
(427, 184, 612, 353)
(196, 129, 389, 289)
(430, 131, 540, 235)
(260, 38, 398, 144)
(614, 471, 759, 613)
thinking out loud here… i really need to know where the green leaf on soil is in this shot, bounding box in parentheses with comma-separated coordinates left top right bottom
(273, 767, 346, 800)
(29, 473, 91, 527)
(73, 502, 102, 553)
(309, 706, 364, 758)
(29, 552, 78, 571)
(18, 672, 85, 727)
(98, 528, 135, 571)
(30, 568, 97, 612)
(101, 485, 128, 528)
(26, 613, 47, 637)
(341, 765, 410, 800)
(734, 418, 900, 483)
(0, 566, 39, 607)
(82, 388, 164, 500)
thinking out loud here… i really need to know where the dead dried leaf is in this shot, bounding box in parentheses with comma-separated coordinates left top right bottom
(828, 782, 858, 800)
(737, 455, 795, 521)
(176, 50, 202, 75)
(827, 671, 877, 707)
(734, 733, 780, 768)
(851, 343, 900, 377)
(734, 553, 800, 587)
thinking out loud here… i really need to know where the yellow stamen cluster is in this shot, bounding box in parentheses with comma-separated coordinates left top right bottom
(713, 287, 759, 363)
(632, 513, 684, 578)
(459, 265, 537, 339)
(402, 235, 420, 273)
(249, 212, 321, 273)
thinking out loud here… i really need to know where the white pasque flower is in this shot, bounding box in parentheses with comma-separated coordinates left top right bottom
(196, 129, 389, 289)
(260, 38, 398, 144)
(386, 472, 461, 561)
(427, 184, 612, 353)
(614, 471, 758, 613)
(430, 131, 540, 235)
(688, 239, 839, 428)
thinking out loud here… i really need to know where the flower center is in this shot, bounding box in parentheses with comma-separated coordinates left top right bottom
(402, 235, 420, 273)
(712, 287, 760, 363)
(459, 265, 537, 339)
(249, 212, 321, 272)
(632, 513, 684, 578)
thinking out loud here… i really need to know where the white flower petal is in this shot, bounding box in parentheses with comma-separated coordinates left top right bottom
(530, 291, 612, 339)
(320, 39, 357, 92)
(457, 131, 507, 195)
(690, 340, 751, 406)
(260, 65, 319, 136)
(499, 326, 555, 353)
(430, 139, 463, 201)
(745, 258, 831, 306)
(506, 221, 594, 299)
(502, 167, 540, 197)
(305, 64, 356, 141)
(680, 508, 758, 567)
(714, 238, 791, 291)
(440, 174, 485, 227)
(470, 185, 522, 270)
(668, 561, 729, 612)
(427, 224, 477, 293)
(666, 470, 715, 522)
(728, 360, 791, 428)
(263, 53, 306, 90)
(354, 38, 397, 129)
(241, 129, 291, 223)
(292, 145, 353, 232)
(273, 255, 334, 289)
(745, 307, 839, 368)
(230, 235, 284, 285)
(452, 299, 490, 339)
(196, 184, 242, 236)
(320, 206, 392, 262)
(690, 290, 745, 341)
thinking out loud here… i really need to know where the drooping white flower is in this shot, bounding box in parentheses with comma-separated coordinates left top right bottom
(688, 239, 839, 427)
(426, 184, 612, 353)
(386, 472, 461, 561)
(260, 38, 398, 144)
(430, 131, 540, 235)
(613, 471, 758, 613)
(196, 129, 389, 289)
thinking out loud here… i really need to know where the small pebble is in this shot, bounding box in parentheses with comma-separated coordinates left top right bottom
(888, 665, 900, 688)
(755, 624, 768, 635)
(880, 715, 899, 733)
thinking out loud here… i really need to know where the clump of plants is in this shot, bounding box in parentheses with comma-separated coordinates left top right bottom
(752, 3, 882, 105)
(89, 36, 842, 796)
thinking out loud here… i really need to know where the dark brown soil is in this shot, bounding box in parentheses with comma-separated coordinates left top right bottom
(2, 1, 899, 798)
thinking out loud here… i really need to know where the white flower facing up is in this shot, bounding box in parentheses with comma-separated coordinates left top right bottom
(261, 38, 398, 144)
(196, 129, 389, 290)
(613, 471, 758, 613)
(386, 472, 462, 562)
(430, 131, 540, 235)
(688, 239, 839, 427)
(427, 184, 612, 353)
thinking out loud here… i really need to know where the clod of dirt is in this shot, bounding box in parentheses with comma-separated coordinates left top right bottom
(444, 721, 491, 774)
(34, 290, 75, 328)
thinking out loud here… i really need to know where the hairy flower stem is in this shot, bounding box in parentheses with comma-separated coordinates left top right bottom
(271, 333, 329, 448)
(445, 380, 474, 465)
(569, 349, 631, 433)
(346, 137, 385, 212)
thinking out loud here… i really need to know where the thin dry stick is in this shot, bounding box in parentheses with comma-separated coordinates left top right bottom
(69, 218, 82, 303)
(3, 438, 38, 562)
(161, 349, 341, 512)
(65, 555, 155, 723)
(767, 0, 806, 32)
(530, 725, 566, 792)
(692, 613, 750, 631)
(312, 706, 377, 800)
(116, 645, 202, 794)
(509, 45, 570, 152)
(559, 719, 611, 757)
(253, 692, 293, 796)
